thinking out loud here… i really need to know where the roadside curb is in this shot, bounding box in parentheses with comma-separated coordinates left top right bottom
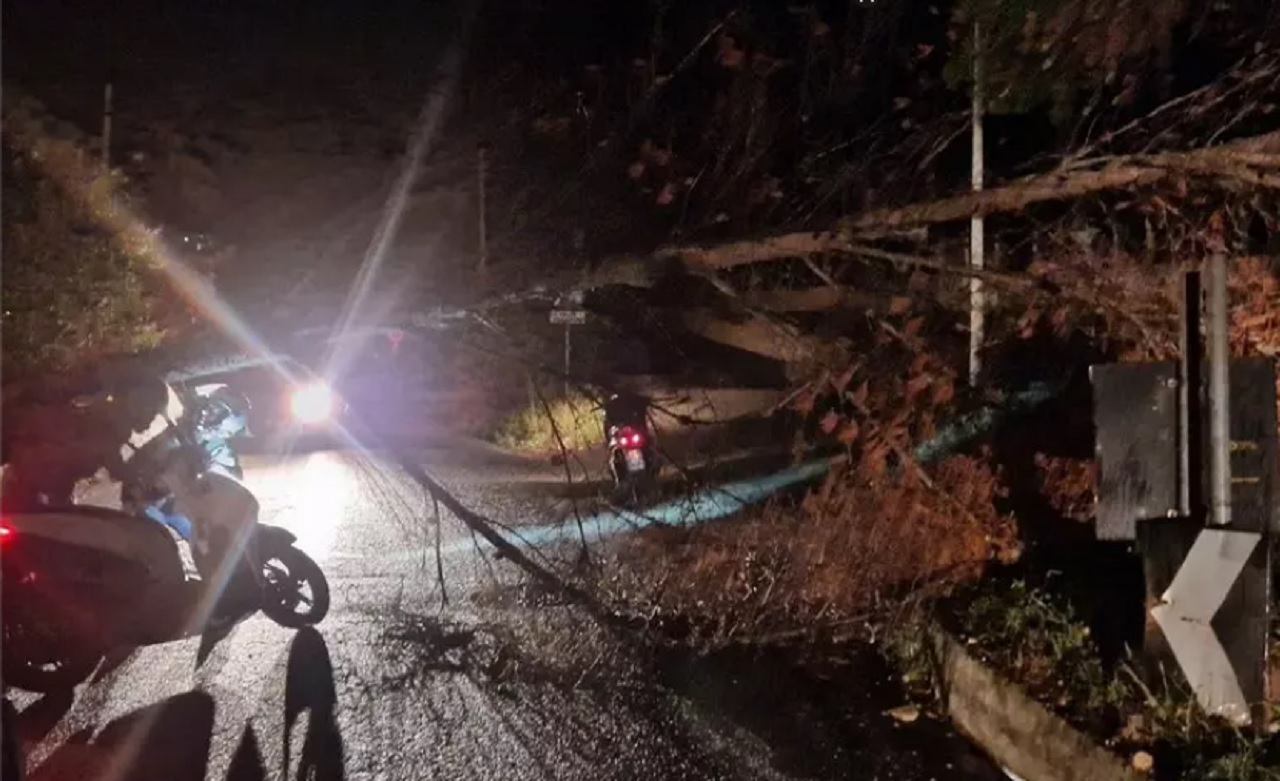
(928, 626, 1140, 781)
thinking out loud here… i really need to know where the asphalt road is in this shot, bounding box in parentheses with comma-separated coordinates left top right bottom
(10, 443, 1003, 781)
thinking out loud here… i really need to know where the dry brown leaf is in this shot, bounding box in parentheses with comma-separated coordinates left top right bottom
(1238, 312, 1276, 330)
(837, 420, 860, 446)
(904, 317, 925, 337)
(905, 374, 932, 401)
(932, 380, 955, 406)
(820, 410, 842, 435)
(889, 296, 912, 315)
(849, 381, 869, 407)
(793, 389, 817, 416)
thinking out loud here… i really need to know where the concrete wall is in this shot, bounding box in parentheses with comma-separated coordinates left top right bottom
(930, 628, 1140, 781)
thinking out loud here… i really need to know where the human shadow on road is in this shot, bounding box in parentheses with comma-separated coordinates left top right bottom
(28, 690, 215, 781)
(284, 627, 346, 781)
(222, 628, 346, 781)
(225, 725, 266, 781)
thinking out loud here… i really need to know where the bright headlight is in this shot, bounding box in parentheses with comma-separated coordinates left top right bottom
(289, 382, 336, 424)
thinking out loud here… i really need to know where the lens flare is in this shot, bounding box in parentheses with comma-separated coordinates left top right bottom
(290, 383, 336, 424)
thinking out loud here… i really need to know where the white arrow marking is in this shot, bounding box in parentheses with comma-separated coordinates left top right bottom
(1150, 528, 1260, 723)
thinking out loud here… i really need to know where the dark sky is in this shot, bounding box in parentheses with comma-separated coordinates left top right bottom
(5, 0, 461, 129)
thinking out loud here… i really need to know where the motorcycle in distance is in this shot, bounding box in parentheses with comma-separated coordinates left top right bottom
(604, 393, 658, 504)
(1, 381, 331, 695)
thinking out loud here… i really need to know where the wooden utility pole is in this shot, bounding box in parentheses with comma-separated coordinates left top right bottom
(101, 81, 114, 173)
(477, 144, 489, 272)
(968, 22, 985, 387)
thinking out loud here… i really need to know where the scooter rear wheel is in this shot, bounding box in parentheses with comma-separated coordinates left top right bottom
(1, 616, 99, 694)
(259, 545, 330, 629)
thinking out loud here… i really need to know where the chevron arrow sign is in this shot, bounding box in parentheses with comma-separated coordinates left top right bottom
(1150, 528, 1262, 723)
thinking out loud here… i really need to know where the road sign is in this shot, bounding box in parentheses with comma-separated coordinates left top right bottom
(550, 310, 586, 325)
(1151, 528, 1262, 722)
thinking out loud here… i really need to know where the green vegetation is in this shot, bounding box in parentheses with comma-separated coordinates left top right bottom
(2, 100, 165, 375)
(493, 391, 604, 452)
(958, 579, 1130, 716)
(883, 580, 1280, 780)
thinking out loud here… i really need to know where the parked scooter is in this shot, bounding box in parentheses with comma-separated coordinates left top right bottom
(1, 381, 330, 694)
(604, 392, 657, 502)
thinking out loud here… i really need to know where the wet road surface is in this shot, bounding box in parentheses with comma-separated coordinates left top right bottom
(11, 443, 1004, 781)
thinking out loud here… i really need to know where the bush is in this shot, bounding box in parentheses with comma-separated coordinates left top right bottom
(601, 453, 1020, 649)
(493, 392, 604, 452)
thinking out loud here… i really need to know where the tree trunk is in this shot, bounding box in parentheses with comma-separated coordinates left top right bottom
(681, 309, 848, 366)
(740, 286, 885, 313)
(642, 130, 1280, 268)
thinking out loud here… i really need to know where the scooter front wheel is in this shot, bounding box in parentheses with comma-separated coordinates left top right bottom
(259, 545, 330, 628)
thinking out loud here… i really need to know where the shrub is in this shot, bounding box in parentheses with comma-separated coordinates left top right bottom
(493, 391, 604, 452)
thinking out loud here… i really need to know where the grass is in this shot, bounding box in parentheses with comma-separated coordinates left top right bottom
(492, 392, 605, 452)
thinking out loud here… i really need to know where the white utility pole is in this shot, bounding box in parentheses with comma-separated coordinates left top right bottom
(968, 22, 985, 387)
(101, 81, 114, 173)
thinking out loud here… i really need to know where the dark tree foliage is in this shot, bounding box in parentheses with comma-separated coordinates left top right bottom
(1, 139, 163, 375)
(471, 0, 1278, 241)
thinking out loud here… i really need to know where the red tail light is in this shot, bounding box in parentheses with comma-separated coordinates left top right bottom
(0, 523, 14, 544)
(615, 427, 645, 450)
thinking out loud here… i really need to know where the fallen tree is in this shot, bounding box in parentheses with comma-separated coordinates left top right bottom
(644, 128, 1280, 275)
(680, 309, 850, 367)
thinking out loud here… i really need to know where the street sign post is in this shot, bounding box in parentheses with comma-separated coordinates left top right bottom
(549, 310, 586, 325)
(551, 292, 587, 395)
(1091, 260, 1277, 724)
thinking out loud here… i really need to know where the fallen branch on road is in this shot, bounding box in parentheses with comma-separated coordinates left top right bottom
(379, 442, 623, 628)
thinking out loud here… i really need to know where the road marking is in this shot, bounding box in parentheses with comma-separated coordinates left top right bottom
(1150, 528, 1260, 722)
